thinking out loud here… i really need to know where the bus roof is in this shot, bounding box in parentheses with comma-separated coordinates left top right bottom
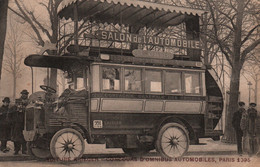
(24, 53, 204, 70)
(24, 54, 93, 70)
(58, 0, 205, 28)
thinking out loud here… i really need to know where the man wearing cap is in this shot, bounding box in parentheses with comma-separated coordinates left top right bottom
(232, 101, 246, 155)
(12, 90, 29, 155)
(0, 97, 12, 153)
(247, 102, 258, 155)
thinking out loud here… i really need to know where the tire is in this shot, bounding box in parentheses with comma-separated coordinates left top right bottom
(156, 123, 189, 158)
(50, 128, 85, 161)
(212, 136, 220, 141)
(28, 140, 52, 160)
(122, 147, 150, 157)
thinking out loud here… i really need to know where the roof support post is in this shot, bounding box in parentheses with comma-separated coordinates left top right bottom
(185, 15, 201, 61)
(74, 2, 79, 55)
(129, 26, 141, 51)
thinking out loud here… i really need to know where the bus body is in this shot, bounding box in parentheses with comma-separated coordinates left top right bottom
(23, 0, 223, 160)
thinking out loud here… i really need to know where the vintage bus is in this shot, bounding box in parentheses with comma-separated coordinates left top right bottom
(23, 0, 223, 160)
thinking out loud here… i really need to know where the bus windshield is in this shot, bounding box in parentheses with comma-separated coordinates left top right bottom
(64, 67, 88, 92)
(31, 67, 88, 96)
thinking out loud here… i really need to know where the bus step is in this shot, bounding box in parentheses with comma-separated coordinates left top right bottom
(204, 130, 223, 137)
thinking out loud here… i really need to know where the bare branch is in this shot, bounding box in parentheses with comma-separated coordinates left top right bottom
(29, 11, 52, 40)
(241, 24, 260, 45)
(205, 0, 233, 67)
(241, 39, 260, 66)
(8, 7, 26, 20)
(12, 0, 44, 46)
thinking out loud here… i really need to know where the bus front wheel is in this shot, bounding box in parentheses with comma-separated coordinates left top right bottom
(50, 128, 85, 161)
(156, 123, 189, 158)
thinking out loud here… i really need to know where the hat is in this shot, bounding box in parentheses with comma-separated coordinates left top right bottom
(238, 101, 245, 106)
(2, 97, 10, 103)
(20, 89, 29, 95)
(249, 103, 256, 107)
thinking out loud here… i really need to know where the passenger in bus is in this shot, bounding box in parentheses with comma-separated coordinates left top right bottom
(125, 70, 141, 91)
(0, 97, 12, 153)
(102, 67, 120, 90)
(232, 101, 245, 155)
(12, 90, 29, 155)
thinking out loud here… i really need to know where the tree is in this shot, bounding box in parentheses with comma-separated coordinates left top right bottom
(0, 0, 9, 79)
(242, 54, 260, 103)
(9, 0, 92, 91)
(9, 0, 63, 90)
(3, 15, 24, 99)
(204, 0, 260, 143)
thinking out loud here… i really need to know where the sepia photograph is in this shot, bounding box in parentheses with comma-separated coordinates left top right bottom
(0, 0, 259, 166)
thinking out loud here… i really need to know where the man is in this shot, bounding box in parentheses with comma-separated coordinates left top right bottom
(0, 97, 12, 153)
(232, 101, 245, 155)
(12, 90, 29, 155)
(247, 103, 258, 155)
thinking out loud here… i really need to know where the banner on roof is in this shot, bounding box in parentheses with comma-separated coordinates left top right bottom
(94, 30, 201, 49)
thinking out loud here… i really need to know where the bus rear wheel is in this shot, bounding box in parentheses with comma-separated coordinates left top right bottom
(156, 123, 189, 158)
(50, 128, 85, 161)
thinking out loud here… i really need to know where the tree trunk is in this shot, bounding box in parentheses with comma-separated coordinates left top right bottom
(222, 64, 241, 143)
(13, 73, 16, 99)
(0, 0, 9, 79)
(255, 75, 257, 103)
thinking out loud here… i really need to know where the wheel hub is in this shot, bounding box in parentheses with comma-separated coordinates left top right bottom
(171, 138, 178, 145)
(64, 142, 74, 151)
(169, 137, 178, 146)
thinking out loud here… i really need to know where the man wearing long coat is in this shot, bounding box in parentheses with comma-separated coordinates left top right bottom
(247, 103, 258, 155)
(12, 90, 29, 155)
(232, 101, 245, 155)
(0, 97, 12, 152)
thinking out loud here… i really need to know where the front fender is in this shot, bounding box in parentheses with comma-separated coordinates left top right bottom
(23, 130, 37, 141)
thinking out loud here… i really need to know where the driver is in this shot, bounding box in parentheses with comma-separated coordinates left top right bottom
(40, 85, 56, 103)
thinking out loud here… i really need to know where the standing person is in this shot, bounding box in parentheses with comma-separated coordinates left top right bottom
(232, 101, 246, 155)
(0, 97, 12, 153)
(247, 103, 258, 155)
(12, 89, 29, 155)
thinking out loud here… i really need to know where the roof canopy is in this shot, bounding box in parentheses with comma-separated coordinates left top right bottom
(24, 55, 92, 71)
(58, 0, 205, 28)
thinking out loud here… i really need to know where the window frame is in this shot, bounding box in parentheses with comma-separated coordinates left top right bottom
(123, 67, 143, 93)
(95, 62, 204, 96)
(164, 70, 183, 95)
(144, 69, 164, 94)
(183, 71, 202, 96)
(100, 65, 123, 93)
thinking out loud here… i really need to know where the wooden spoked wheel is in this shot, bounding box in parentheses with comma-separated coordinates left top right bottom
(50, 128, 85, 161)
(156, 123, 189, 158)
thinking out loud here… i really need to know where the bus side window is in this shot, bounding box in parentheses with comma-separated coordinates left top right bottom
(124, 68, 142, 92)
(165, 72, 182, 94)
(102, 67, 120, 91)
(184, 73, 200, 94)
(145, 70, 162, 93)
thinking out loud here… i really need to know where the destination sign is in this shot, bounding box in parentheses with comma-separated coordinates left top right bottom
(95, 30, 201, 49)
